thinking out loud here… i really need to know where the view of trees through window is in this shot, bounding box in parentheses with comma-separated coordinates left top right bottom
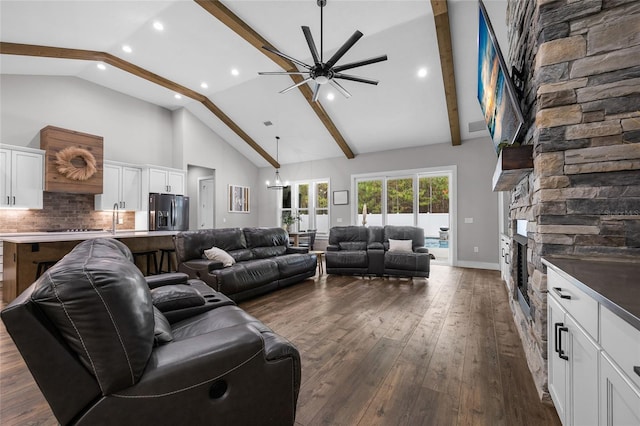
(419, 176, 449, 213)
(356, 174, 450, 236)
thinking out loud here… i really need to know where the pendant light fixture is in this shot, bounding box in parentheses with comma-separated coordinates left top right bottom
(266, 136, 289, 190)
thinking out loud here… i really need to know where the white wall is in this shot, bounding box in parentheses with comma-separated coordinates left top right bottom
(257, 139, 500, 266)
(0, 75, 174, 167)
(175, 108, 260, 229)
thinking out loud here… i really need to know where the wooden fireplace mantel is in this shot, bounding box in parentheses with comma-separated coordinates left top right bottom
(492, 145, 534, 191)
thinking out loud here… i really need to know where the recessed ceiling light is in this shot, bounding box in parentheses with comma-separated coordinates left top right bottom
(231, 68, 239, 76)
(174, 94, 182, 99)
(326, 92, 335, 101)
(153, 21, 164, 31)
(417, 67, 428, 78)
(200, 82, 208, 89)
(122, 45, 132, 53)
(96, 63, 106, 70)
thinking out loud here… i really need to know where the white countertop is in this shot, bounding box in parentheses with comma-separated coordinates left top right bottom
(0, 230, 179, 244)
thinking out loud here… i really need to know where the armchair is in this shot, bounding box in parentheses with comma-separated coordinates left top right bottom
(1, 238, 301, 425)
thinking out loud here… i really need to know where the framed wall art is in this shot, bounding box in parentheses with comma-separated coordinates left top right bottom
(228, 184, 250, 213)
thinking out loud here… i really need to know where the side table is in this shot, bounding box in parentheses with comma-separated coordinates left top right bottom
(310, 250, 324, 275)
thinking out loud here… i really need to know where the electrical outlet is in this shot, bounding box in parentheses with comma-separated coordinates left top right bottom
(474, 246, 479, 253)
(465, 217, 474, 224)
(118, 218, 124, 224)
(337, 218, 343, 223)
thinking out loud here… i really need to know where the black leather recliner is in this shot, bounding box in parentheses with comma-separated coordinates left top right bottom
(1, 238, 301, 426)
(325, 225, 430, 278)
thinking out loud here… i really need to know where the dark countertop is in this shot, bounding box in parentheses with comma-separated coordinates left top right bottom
(543, 257, 640, 332)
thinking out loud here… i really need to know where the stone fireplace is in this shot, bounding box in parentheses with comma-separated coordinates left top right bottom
(503, 0, 640, 400)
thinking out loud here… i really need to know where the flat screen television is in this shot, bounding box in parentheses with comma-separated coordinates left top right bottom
(477, 0, 524, 154)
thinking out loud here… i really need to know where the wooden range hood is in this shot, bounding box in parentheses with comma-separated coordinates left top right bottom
(40, 125, 103, 194)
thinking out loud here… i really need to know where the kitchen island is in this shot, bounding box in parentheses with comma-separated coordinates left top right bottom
(1, 230, 178, 303)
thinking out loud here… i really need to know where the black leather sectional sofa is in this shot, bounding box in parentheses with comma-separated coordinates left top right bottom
(174, 227, 317, 301)
(1, 238, 301, 425)
(325, 225, 431, 278)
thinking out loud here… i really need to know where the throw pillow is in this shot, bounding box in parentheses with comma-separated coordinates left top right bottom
(388, 239, 413, 253)
(204, 246, 236, 267)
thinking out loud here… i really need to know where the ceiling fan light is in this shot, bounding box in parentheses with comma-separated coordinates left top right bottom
(315, 75, 329, 85)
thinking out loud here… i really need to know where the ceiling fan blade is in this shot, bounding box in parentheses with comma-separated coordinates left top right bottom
(330, 80, 352, 99)
(302, 26, 321, 65)
(279, 77, 313, 94)
(325, 30, 363, 69)
(262, 45, 312, 70)
(258, 71, 309, 75)
(332, 55, 388, 73)
(312, 83, 321, 102)
(334, 73, 379, 85)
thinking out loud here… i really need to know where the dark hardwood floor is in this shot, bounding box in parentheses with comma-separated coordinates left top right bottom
(0, 265, 560, 425)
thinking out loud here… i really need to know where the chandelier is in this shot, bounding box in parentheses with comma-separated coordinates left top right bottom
(266, 136, 289, 190)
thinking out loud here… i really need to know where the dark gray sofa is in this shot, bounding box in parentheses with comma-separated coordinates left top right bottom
(1, 238, 301, 425)
(325, 225, 431, 278)
(174, 227, 317, 301)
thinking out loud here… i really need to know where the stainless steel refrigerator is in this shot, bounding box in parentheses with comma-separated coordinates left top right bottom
(149, 193, 189, 231)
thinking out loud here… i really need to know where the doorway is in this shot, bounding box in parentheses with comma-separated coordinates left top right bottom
(198, 176, 215, 229)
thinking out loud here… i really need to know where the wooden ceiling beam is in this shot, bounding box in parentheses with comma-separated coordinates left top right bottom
(195, 0, 355, 159)
(0, 41, 279, 168)
(430, 0, 461, 146)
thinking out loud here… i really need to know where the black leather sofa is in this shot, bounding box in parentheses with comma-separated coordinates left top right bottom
(174, 227, 317, 302)
(1, 238, 301, 425)
(325, 225, 431, 278)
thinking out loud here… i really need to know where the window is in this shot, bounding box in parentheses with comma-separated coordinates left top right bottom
(357, 179, 383, 226)
(354, 172, 450, 235)
(386, 177, 414, 226)
(280, 179, 329, 235)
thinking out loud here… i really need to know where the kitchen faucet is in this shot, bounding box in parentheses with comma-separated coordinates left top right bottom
(112, 202, 119, 235)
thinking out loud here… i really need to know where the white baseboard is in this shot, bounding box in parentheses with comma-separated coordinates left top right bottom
(455, 260, 500, 271)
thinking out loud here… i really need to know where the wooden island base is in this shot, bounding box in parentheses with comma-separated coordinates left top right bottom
(2, 234, 175, 303)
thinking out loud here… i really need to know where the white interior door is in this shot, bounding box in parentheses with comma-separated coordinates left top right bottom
(198, 177, 215, 229)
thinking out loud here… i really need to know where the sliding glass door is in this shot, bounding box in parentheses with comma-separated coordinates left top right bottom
(354, 168, 454, 264)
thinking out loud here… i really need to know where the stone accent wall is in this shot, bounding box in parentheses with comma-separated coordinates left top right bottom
(505, 0, 640, 400)
(0, 192, 135, 233)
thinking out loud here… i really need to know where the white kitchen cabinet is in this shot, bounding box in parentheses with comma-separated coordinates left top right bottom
(148, 167, 184, 195)
(95, 161, 141, 211)
(499, 233, 511, 285)
(0, 145, 44, 209)
(548, 292, 599, 426)
(600, 352, 640, 426)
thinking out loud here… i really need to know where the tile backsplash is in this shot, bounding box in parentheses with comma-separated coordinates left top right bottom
(0, 192, 135, 233)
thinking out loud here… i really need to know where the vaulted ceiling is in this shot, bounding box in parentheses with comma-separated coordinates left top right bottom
(0, 0, 508, 168)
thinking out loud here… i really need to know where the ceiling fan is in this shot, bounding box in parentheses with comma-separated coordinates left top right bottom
(258, 0, 388, 102)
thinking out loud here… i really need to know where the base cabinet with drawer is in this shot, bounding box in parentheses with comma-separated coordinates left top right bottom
(545, 260, 640, 426)
(548, 291, 599, 426)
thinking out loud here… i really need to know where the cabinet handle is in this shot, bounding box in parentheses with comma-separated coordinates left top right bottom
(12, 196, 16, 205)
(6, 196, 9, 205)
(122, 201, 125, 209)
(169, 185, 172, 192)
(553, 287, 572, 300)
(501, 248, 505, 257)
(634, 366, 640, 378)
(505, 255, 509, 265)
(554, 322, 563, 354)
(558, 326, 569, 361)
